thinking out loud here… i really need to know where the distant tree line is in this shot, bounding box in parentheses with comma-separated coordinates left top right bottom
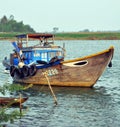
(0, 15, 36, 32)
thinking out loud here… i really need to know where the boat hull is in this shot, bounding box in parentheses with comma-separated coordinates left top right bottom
(12, 46, 114, 87)
(0, 97, 28, 106)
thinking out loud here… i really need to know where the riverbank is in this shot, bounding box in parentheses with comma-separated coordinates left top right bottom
(0, 32, 120, 40)
(55, 32, 120, 40)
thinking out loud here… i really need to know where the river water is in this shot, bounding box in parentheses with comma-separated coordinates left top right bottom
(0, 40, 120, 127)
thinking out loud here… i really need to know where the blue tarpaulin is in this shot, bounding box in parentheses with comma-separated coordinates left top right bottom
(12, 42, 20, 53)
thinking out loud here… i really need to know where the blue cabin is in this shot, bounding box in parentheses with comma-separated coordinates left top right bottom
(10, 33, 65, 67)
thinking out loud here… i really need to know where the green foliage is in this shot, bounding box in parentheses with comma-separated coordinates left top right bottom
(0, 15, 36, 33)
(0, 32, 18, 38)
(0, 84, 24, 95)
(0, 108, 23, 124)
(0, 84, 31, 125)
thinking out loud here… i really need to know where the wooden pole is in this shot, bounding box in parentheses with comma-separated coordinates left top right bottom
(43, 72, 58, 105)
(20, 94, 22, 114)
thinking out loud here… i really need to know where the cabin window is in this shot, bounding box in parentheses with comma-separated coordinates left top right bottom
(24, 52, 32, 59)
(41, 52, 47, 61)
(49, 52, 56, 58)
(56, 51, 62, 56)
(34, 51, 40, 57)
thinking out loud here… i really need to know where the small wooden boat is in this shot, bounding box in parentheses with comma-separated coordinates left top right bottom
(2, 33, 114, 87)
(0, 97, 28, 106)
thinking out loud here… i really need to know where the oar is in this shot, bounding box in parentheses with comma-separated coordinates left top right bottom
(43, 72, 58, 105)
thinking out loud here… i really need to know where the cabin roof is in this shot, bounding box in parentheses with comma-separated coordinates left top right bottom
(16, 33, 54, 39)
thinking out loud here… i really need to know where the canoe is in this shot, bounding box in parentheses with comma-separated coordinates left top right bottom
(0, 97, 28, 106)
(2, 33, 114, 87)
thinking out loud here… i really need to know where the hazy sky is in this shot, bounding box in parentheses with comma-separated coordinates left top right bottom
(0, 0, 120, 32)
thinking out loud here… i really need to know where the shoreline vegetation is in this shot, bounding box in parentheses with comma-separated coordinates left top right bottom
(0, 32, 120, 40)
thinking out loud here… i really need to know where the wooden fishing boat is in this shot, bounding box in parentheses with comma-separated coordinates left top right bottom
(0, 97, 28, 106)
(2, 33, 114, 87)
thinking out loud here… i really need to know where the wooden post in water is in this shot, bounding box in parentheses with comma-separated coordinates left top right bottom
(19, 94, 22, 114)
(43, 72, 58, 105)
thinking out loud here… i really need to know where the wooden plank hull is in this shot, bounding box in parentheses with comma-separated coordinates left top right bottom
(13, 46, 114, 87)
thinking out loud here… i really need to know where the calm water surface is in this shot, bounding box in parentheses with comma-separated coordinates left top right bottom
(0, 40, 120, 127)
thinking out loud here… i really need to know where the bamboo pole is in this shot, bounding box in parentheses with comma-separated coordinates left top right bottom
(43, 72, 58, 105)
(19, 94, 22, 114)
